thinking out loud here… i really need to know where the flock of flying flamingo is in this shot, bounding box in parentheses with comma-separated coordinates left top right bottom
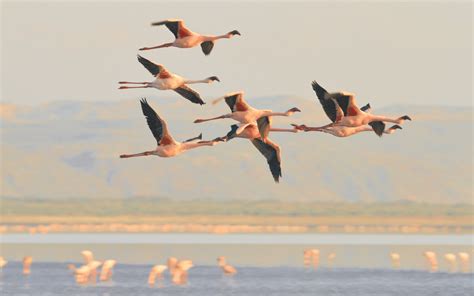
(117, 19, 412, 182)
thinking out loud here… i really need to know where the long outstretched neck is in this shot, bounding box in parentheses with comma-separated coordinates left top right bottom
(184, 76, 220, 84)
(119, 151, 154, 158)
(194, 114, 231, 123)
(262, 107, 300, 118)
(369, 114, 411, 124)
(202, 34, 231, 41)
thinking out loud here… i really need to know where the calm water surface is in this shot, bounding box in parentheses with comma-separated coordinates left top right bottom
(1, 262, 472, 296)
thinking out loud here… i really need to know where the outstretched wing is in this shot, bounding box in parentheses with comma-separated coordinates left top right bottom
(174, 85, 205, 105)
(331, 92, 361, 117)
(151, 19, 193, 39)
(256, 116, 271, 139)
(137, 55, 164, 77)
(311, 81, 343, 122)
(140, 98, 175, 145)
(251, 138, 282, 183)
(224, 92, 251, 112)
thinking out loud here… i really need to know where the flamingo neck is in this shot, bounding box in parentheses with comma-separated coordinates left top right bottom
(368, 114, 399, 124)
(184, 79, 209, 84)
(202, 34, 230, 41)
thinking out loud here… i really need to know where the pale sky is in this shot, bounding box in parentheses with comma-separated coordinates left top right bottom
(1, 1, 472, 106)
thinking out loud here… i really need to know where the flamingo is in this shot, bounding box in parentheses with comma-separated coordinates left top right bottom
(194, 91, 301, 136)
(167, 257, 178, 276)
(292, 124, 403, 137)
(120, 99, 221, 159)
(22, 256, 33, 275)
(424, 251, 438, 272)
(148, 265, 167, 286)
(217, 116, 298, 182)
(119, 55, 219, 105)
(172, 260, 194, 285)
(139, 19, 240, 55)
(444, 253, 457, 272)
(303, 249, 320, 269)
(458, 252, 470, 273)
(81, 250, 94, 264)
(0, 256, 7, 270)
(390, 252, 401, 269)
(217, 256, 237, 275)
(99, 259, 117, 281)
(308, 81, 411, 136)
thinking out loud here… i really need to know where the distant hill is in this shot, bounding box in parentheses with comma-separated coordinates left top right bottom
(0, 96, 472, 203)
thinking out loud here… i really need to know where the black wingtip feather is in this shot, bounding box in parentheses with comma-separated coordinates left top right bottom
(201, 41, 214, 56)
(400, 115, 412, 121)
(369, 121, 386, 137)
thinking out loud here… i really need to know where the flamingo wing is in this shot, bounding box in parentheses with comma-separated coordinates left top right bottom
(311, 81, 343, 122)
(250, 138, 282, 183)
(201, 41, 214, 55)
(256, 116, 271, 139)
(140, 98, 175, 145)
(331, 92, 361, 116)
(224, 92, 250, 112)
(174, 85, 205, 105)
(151, 19, 193, 39)
(137, 55, 163, 77)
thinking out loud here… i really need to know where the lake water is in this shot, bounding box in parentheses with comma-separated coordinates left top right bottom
(1, 233, 473, 295)
(1, 263, 472, 296)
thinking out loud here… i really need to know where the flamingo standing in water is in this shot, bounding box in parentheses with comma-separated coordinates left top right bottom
(139, 19, 241, 55)
(217, 116, 298, 182)
(120, 99, 222, 159)
(22, 256, 33, 275)
(194, 91, 301, 136)
(217, 256, 237, 275)
(0, 257, 7, 270)
(148, 265, 167, 286)
(119, 55, 220, 105)
(99, 260, 117, 282)
(306, 81, 411, 136)
(172, 260, 194, 285)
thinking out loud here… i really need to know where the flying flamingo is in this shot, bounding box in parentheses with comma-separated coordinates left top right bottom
(194, 91, 301, 136)
(119, 55, 219, 105)
(217, 256, 237, 275)
(217, 116, 298, 182)
(308, 81, 411, 136)
(139, 19, 240, 55)
(120, 99, 221, 159)
(292, 124, 403, 137)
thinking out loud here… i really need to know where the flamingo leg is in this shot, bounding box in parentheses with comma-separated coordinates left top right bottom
(118, 81, 148, 84)
(194, 114, 230, 123)
(139, 42, 173, 51)
(119, 151, 154, 158)
(118, 86, 150, 89)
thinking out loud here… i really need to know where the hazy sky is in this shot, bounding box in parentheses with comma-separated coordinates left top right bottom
(1, 1, 472, 106)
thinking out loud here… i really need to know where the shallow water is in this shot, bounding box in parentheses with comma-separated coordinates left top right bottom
(1, 262, 472, 296)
